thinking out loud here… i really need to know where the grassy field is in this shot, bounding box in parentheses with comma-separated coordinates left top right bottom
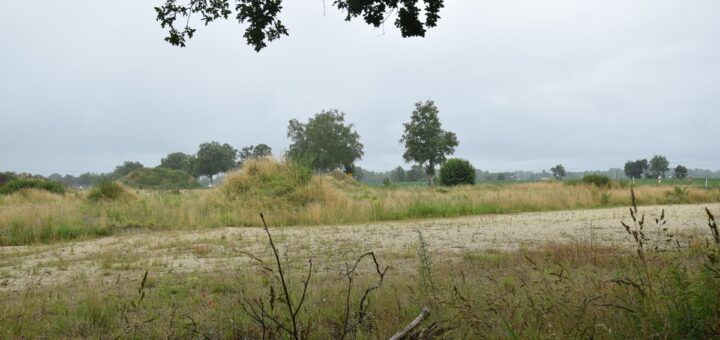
(2, 159, 719, 338)
(2, 159, 720, 246)
(1, 202, 719, 338)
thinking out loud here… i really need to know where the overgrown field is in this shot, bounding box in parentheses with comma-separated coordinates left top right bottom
(1, 202, 719, 338)
(2, 159, 720, 246)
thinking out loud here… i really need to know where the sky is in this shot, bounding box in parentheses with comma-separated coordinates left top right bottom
(1, 0, 719, 176)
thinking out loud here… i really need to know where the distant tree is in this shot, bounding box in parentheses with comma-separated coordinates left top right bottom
(390, 166, 407, 182)
(159, 152, 196, 175)
(62, 174, 77, 187)
(195, 142, 238, 185)
(351, 165, 365, 181)
(154, 0, 445, 51)
(649, 155, 670, 178)
(406, 165, 425, 182)
(550, 164, 567, 180)
(48, 173, 64, 182)
(113, 161, 144, 179)
(287, 109, 364, 172)
(400, 100, 458, 185)
(238, 144, 273, 166)
(77, 173, 102, 187)
(624, 159, 649, 179)
(674, 165, 688, 179)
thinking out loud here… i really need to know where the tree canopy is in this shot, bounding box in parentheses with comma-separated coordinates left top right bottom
(649, 155, 670, 178)
(195, 142, 237, 184)
(624, 159, 648, 179)
(550, 164, 566, 180)
(112, 161, 144, 179)
(158, 152, 196, 175)
(238, 144, 273, 166)
(286, 109, 364, 172)
(154, 0, 445, 51)
(400, 100, 458, 184)
(674, 165, 688, 179)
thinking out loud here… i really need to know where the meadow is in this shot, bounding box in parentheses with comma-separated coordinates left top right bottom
(1, 159, 719, 246)
(1, 201, 719, 338)
(2, 159, 720, 338)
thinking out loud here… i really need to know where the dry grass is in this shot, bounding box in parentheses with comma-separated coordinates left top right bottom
(1, 159, 720, 246)
(1, 225, 718, 338)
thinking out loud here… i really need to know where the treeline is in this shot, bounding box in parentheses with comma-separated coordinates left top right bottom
(5, 100, 720, 188)
(44, 142, 272, 189)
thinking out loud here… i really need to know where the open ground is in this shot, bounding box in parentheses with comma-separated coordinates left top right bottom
(2, 203, 716, 294)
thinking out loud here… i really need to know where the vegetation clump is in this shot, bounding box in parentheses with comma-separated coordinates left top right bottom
(582, 173, 611, 187)
(439, 158, 475, 186)
(222, 158, 316, 203)
(87, 180, 129, 201)
(120, 167, 199, 190)
(0, 172, 18, 186)
(0, 178, 65, 195)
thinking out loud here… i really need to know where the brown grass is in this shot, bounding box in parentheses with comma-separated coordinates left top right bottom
(1, 159, 720, 246)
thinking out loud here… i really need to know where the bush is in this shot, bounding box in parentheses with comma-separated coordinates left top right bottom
(582, 174, 610, 187)
(87, 180, 128, 201)
(439, 158, 476, 186)
(0, 172, 18, 186)
(120, 167, 199, 190)
(0, 178, 65, 195)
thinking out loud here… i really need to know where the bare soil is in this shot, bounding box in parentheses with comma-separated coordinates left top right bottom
(1, 203, 717, 294)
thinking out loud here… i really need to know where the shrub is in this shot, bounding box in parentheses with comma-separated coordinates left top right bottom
(439, 158, 475, 186)
(120, 167, 199, 190)
(582, 174, 610, 187)
(87, 180, 128, 201)
(382, 178, 392, 188)
(0, 172, 18, 186)
(0, 178, 65, 195)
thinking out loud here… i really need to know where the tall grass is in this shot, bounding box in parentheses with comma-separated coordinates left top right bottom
(2, 159, 720, 245)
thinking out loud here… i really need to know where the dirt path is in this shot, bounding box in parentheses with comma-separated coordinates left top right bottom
(1, 203, 718, 294)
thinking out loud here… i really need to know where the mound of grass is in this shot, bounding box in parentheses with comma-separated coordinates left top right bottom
(87, 180, 129, 201)
(120, 167, 199, 190)
(0, 178, 65, 195)
(222, 158, 316, 203)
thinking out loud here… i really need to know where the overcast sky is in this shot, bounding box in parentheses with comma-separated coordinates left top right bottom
(1, 0, 718, 175)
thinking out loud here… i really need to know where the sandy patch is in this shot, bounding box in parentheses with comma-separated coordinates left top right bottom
(1, 203, 717, 294)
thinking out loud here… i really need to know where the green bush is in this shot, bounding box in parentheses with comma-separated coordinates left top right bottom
(439, 158, 476, 186)
(0, 172, 18, 186)
(120, 167, 199, 190)
(0, 178, 65, 195)
(87, 180, 127, 201)
(582, 174, 611, 187)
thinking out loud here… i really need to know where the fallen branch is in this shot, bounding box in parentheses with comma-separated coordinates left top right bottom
(389, 306, 430, 340)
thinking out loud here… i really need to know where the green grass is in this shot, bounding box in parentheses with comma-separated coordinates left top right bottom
(0, 178, 65, 195)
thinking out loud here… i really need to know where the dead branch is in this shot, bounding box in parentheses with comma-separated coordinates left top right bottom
(389, 306, 431, 340)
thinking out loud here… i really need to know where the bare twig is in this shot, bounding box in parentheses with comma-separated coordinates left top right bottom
(260, 213, 302, 339)
(339, 251, 388, 339)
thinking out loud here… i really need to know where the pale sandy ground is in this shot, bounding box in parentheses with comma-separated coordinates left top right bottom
(1, 203, 718, 294)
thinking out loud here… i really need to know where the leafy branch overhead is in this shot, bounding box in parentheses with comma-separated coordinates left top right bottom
(155, 0, 445, 51)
